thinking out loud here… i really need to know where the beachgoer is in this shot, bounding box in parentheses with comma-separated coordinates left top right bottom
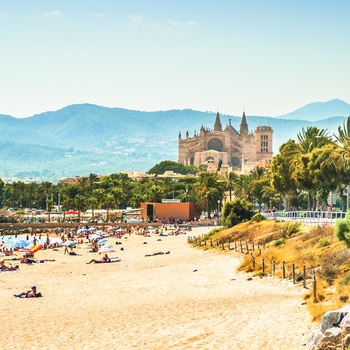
(86, 254, 111, 264)
(14, 285, 38, 298)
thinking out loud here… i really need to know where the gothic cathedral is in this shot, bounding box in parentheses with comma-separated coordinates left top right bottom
(178, 111, 273, 174)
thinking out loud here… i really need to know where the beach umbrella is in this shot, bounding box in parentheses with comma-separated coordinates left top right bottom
(88, 227, 96, 231)
(77, 228, 88, 234)
(98, 245, 116, 254)
(97, 238, 108, 245)
(62, 241, 78, 247)
(95, 230, 106, 235)
(7, 239, 31, 249)
(89, 233, 102, 240)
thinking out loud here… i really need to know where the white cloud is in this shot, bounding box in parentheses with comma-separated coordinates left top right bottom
(128, 14, 146, 27)
(42, 10, 62, 18)
(93, 13, 104, 18)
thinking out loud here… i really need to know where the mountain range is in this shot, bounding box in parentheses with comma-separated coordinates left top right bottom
(0, 99, 349, 182)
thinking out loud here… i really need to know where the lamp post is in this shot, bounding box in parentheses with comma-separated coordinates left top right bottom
(46, 194, 49, 212)
(217, 199, 220, 214)
(58, 193, 61, 213)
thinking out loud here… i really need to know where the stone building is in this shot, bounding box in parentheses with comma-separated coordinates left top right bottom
(178, 111, 273, 173)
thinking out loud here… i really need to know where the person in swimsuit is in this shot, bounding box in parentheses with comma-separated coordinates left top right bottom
(14, 285, 38, 298)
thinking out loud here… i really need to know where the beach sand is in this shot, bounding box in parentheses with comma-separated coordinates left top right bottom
(1, 227, 312, 350)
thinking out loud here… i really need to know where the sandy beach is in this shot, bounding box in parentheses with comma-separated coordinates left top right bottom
(1, 226, 312, 350)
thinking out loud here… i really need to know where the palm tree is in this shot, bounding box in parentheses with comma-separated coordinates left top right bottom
(88, 173, 98, 195)
(227, 172, 238, 201)
(74, 195, 87, 222)
(92, 188, 106, 209)
(110, 187, 125, 209)
(147, 185, 164, 203)
(195, 172, 225, 218)
(77, 176, 88, 196)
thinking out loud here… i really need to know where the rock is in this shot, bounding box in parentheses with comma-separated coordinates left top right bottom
(321, 305, 350, 332)
(308, 329, 323, 350)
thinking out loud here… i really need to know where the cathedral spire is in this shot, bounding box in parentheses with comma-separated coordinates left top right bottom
(240, 109, 248, 135)
(214, 109, 222, 132)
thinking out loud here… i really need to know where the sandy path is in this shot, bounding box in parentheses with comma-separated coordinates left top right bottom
(0, 227, 312, 349)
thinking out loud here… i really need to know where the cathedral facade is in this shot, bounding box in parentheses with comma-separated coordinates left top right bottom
(178, 111, 273, 173)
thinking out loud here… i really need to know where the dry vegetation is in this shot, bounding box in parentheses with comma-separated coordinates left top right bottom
(195, 219, 350, 322)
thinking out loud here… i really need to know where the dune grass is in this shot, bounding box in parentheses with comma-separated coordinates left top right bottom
(194, 220, 350, 322)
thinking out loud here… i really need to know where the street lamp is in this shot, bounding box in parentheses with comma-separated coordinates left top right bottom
(217, 199, 220, 214)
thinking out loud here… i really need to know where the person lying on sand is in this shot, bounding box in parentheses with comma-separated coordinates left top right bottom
(20, 255, 36, 264)
(145, 251, 170, 257)
(86, 253, 111, 264)
(0, 261, 19, 271)
(14, 285, 41, 298)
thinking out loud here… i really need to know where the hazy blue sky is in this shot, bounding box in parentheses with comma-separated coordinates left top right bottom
(0, 0, 349, 118)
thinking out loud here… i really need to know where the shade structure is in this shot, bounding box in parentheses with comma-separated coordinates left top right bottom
(62, 241, 78, 247)
(98, 245, 116, 254)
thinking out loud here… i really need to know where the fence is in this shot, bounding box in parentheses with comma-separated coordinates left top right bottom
(187, 234, 330, 301)
(264, 210, 346, 225)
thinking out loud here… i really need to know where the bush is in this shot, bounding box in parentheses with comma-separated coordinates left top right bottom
(335, 212, 350, 247)
(221, 198, 254, 228)
(319, 237, 330, 247)
(203, 228, 222, 241)
(272, 238, 286, 247)
(251, 213, 266, 222)
(281, 222, 301, 238)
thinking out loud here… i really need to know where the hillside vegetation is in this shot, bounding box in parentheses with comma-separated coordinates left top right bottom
(194, 219, 350, 321)
(0, 102, 348, 181)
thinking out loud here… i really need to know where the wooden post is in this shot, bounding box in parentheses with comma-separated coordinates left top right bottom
(272, 260, 275, 276)
(282, 261, 286, 279)
(251, 253, 255, 269)
(262, 258, 265, 275)
(252, 242, 255, 251)
(240, 241, 243, 253)
(216, 238, 219, 247)
(303, 266, 306, 288)
(210, 238, 213, 247)
(292, 263, 295, 284)
(204, 240, 206, 246)
(245, 241, 249, 252)
(227, 238, 230, 250)
(312, 269, 317, 300)
(222, 241, 224, 250)
(234, 240, 237, 251)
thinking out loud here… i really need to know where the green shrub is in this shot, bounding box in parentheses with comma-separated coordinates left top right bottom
(203, 227, 222, 241)
(319, 237, 330, 247)
(272, 238, 285, 247)
(281, 222, 301, 238)
(221, 198, 254, 228)
(251, 213, 266, 222)
(335, 212, 350, 247)
(340, 274, 350, 286)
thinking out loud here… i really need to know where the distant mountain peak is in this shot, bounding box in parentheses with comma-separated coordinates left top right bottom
(278, 98, 350, 121)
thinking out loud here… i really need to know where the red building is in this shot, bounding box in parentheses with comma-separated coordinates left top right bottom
(140, 201, 199, 222)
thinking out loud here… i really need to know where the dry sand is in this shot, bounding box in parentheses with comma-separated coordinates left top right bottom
(1, 227, 313, 350)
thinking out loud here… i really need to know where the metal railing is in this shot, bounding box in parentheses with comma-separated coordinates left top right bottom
(263, 210, 346, 225)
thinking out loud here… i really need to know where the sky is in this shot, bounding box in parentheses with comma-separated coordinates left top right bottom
(0, 0, 349, 118)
